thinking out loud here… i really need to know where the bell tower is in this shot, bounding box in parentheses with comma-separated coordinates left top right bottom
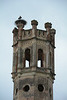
(12, 17, 56, 100)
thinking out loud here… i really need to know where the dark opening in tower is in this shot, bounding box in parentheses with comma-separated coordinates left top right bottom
(38, 49, 43, 67)
(25, 48, 30, 68)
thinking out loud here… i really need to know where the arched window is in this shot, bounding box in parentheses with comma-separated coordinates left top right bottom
(38, 49, 43, 67)
(25, 48, 30, 68)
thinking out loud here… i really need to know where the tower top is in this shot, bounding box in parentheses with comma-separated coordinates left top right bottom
(45, 22, 52, 28)
(15, 16, 27, 28)
(31, 20, 38, 25)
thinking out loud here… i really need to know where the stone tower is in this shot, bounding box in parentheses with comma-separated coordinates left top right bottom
(12, 17, 56, 100)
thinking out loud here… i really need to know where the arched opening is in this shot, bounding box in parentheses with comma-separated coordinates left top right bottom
(25, 48, 30, 68)
(38, 49, 43, 67)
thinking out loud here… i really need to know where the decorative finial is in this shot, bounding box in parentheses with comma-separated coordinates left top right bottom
(45, 22, 52, 29)
(15, 17, 27, 28)
(18, 16, 22, 20)
(31, 20, 38, 26)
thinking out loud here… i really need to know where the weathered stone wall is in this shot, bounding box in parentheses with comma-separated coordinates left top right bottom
(13, 72, 53, 100)
(12, 19, 56, 100)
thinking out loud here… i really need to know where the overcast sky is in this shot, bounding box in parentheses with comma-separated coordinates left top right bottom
(0, 0, 67, 100)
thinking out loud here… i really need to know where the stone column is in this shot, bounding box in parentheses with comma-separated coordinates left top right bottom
(17, 48, 22, 69)
(15, 17, 27, 72)
(12, 27, 18, 45)
(45, 22, 52, 34)
(15, 17, 27, 40)
(43, 53, 46, 68)
(31, 20, 38, 37)
(46, 52, 49, 68)
(52, 49, 54, 73)
(30, 46, 33, 67)
(32, 42, 37, 67)
(22, 49, 25, 68)
(30, 20, 38, 67)
(12, 52, 16, 73)
(50, 29, 56, 47)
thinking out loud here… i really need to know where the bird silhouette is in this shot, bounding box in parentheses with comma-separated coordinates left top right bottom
(18, 16, 22, 19)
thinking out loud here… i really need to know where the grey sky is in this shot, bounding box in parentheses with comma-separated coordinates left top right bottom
(0, 0, 67, 100)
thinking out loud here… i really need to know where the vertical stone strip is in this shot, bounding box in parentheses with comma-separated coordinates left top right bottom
(17, 48, 22, 68)
(22, 49, 25, 68)
(47, 52, 49, 68)
(32, 42, 37, 67)
(52, 49, 54, 73)
(43, 53, 46, 68)
(16, 52, 18, 72)
(12, 53, 16, 72)
(30, 46, 33, 67)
